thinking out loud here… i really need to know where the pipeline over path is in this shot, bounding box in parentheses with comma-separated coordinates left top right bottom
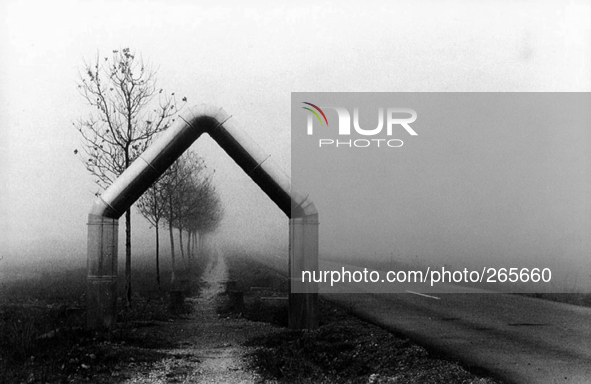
(86, 104, 318, 330)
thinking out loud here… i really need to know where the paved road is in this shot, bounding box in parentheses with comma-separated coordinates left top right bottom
(325, 287, 591, 383)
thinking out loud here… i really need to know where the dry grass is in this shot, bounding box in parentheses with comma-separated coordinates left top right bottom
(223, 253, 502, 384)
(0, 255, 207, 384)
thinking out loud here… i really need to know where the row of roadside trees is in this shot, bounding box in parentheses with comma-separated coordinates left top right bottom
(137, 152, 222, 288)
(74, 48, 221, 306)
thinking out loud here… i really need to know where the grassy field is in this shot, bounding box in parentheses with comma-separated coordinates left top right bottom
(221, 252, 501, 384)
(0, 255, 206, 384)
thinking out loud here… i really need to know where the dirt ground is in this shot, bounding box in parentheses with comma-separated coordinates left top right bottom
(114, 249, 282, 384)
(2, 250, 503, 384)
(0, 250, 283, 384)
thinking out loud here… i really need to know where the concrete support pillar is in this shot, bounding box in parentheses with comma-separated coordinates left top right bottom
(289, 214, 319, 330)
(86, 214, 118, 329)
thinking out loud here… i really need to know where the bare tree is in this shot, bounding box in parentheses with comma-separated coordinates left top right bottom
(182, 173, 222, 262)
(137, 177, 167, 289)
(175, 152, 206, 261)
(184, 177, 223, 261)
(75, 47, 185, 306)
(160, 151, 222, 281)
(160, 160, 183, 284)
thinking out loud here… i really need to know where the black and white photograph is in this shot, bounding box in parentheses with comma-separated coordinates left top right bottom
(1, 1, 590, 383)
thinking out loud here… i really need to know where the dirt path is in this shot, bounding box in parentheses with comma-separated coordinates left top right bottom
(121, 247, 279, 383)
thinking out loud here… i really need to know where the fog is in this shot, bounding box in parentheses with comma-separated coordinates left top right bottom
(292, 93, 591, 293)
(1, 1, 590, 292)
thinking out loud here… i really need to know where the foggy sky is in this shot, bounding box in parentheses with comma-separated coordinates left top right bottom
(292, 93, 591, 287)
(1, 1, 590, 277)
